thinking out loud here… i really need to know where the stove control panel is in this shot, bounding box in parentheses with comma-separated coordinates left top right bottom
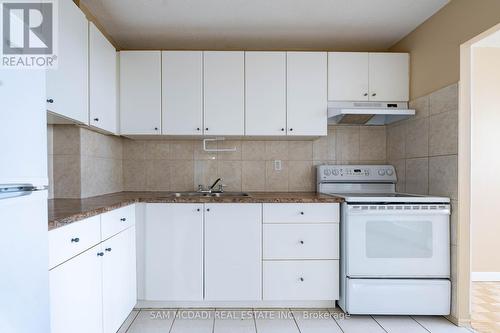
(317, 165, 397, 183)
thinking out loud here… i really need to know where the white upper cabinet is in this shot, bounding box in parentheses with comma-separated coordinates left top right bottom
(328, 52, 409, 102)
(203, 51, 245, 136)
(286, 52, 328, 136)
(89, 23, 117, 134)
(328, 52, 369, 101)
(245, 52, 287, 136)
(368, 53, 409, 102)
(162, 51, 203, 135)
(46, 0, 88, 124)
(119, 51, 162, 135)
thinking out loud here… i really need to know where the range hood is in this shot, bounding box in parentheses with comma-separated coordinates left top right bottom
(327, 101, 415, 125)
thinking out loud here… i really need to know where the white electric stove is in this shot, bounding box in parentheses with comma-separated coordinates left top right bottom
(317, 165, 451, 315)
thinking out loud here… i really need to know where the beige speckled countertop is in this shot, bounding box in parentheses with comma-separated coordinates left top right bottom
(48, 191, 343, 231)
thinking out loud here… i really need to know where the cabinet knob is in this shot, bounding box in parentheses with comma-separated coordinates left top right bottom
(105, 248, 112, 252)
(299, 277, 304, 282)
(299, 240, 304, 245)
(196, 208, 201, 212)
(289, 128, 293, 131)
(281, 128, 285, 132)
(363, 93, 368, 97)
(46, 99, 54, 103)
(97, 252, 104, 257)
(120, 217, 126, 222)
(154, 127, 159, 131)
(372, 93, 377, 97)
(71, 237, 80, 243)
(206, 208, 210, 212)
(196, 128, 200, 131)
(300, 211, 304, 215)
(93, 118, 99, 122)
(205, 128, 209, 131)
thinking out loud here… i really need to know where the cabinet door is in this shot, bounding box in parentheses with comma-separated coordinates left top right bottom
(328, 52, 369, 101)
(89, 23, 117, 134)
(119, 51, 162, 135)
(205, 203, 262, 300)
(49, 245, 103, 333)
(102, 227, 136, 333)
(203, 51, 245, 135)
(286, 52, 327, 136)
(368, 53, 409, 102)
(245, 52, 287, 136)
(46, 0, 88, 124)
(162, 51, 203, 135)
(144, 203, 204, 300)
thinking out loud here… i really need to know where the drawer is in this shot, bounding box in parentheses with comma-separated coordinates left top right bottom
(101, 204, 135, 240)
(263, 260, 339, 300)
(263, 203, 339, 223)
(49, 215, 101, 269)
(263, 224, 339, 260)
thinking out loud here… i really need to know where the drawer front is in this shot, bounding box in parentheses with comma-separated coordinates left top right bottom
(263, 260, 339, 300)
(49, 216, 101, 269)
(263, 203, 339, 223)
(101, 204, 135, 240)
(263, 224, 339, 259)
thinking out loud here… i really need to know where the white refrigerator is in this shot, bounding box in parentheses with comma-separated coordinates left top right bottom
(0, 68, 50, 333)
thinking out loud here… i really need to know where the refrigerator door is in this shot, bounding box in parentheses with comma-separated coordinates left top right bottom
(0, 69, 47, 187)
(0, 190, 50, 333)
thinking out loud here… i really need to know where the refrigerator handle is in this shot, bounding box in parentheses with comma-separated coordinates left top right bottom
(0, 184, 44, 200)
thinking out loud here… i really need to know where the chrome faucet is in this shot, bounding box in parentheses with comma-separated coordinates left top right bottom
(197, 178, 225, 193)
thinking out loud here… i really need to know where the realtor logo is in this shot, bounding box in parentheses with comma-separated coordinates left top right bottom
(1, 0, 58, 68)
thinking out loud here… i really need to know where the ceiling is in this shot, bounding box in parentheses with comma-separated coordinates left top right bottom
(81, 0, 450, 50)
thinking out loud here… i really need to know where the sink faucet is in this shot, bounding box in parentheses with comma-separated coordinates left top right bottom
(197, 178, 225, 193)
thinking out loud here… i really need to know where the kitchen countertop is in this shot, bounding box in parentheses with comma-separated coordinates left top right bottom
(48, 191, 343, 230)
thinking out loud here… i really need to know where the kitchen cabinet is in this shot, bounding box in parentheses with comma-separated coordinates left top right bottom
(119, 51, 162, 135)
(204, 203, 261, 300)
(203, 51, 245, 135)
(162, 51, 203, 135)
(49, 244, 103, 333)
(89, 23, 118, 134)
(102, 227, 137, 333)
(286, 52, 328, 136)
(328, 52, 409, 102)
(46, 0, 88, 124)
(144, 203, 204, 301)
(245, 52, 287, 136)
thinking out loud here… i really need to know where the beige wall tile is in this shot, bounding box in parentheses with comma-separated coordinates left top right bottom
(242, 161, 266, 191)
(123, 159, 146, 191)
(429, 155, 458, 200)
(194, 140, 217, 160)
(429, 110, 458, 156)
(241, 141, 266, 160)
(47, 125, 54, 155)
(265, 141, 289, 160)
(53, 155, 81, 198)
(430, 83, 458, 115)
(335, 126, 360, 162)
(81, 128, 123, 159)
(405, 117, 429, 158)
(405, 157, 429, 195)
(288, 141, 313, 161)
(217, 160, 242, 191)
(194, 160, 218, 188)
(409, 94, 430, 119)
(123, 139, 146, 160)
(288, 161, 314, 192)
(53, 125, 80, 155)
(146, 159, 171, 191)
(145, 140, 171, 160)
(170, 160, 194, 191)
(170, 140, 194, 160)
(217, 140, 242, 161)
(81, 157, 122, 198)
(326, 127, 337, 161)
(387, 123, 406, 160)
(312, 136, 328, 161)
(359, 126, 386, 161)
(265, 160, 288, 191)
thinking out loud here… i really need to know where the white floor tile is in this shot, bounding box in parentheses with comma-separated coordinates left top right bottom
(117, 310, 139, 333)
(170, 309, 215, 333)
(412, 316, 471, 333)
(373, 316, 429, 333)
(292, 310, 343, 333)
(333, 314, 386, 333)
(213, 309, 256, 333)
(254, 310, 299, 333)
(127, 310, 177, 333)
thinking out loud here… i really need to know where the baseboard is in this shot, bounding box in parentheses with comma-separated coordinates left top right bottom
(136, 300, 336, 309)
(471, 272, 500, 281)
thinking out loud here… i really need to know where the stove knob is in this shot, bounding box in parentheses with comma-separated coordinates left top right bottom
(378, 169, 386, 176)
(386, 169, 394, 176)
(332, 169, 339, 176)
(324, 169, 331, 176)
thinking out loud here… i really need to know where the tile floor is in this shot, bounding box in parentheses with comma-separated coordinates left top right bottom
(117, 308, 474, 333)
(471, 282, 500, 333)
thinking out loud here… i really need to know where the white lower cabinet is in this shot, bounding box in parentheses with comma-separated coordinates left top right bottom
(204, 203, 262, 300)
(49, 244, 103, 333)
(144, 203, 204, 301)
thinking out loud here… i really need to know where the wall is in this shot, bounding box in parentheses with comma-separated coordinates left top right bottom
(470, 47, 500, 274)
(122, 126, 386, 192)
(386, 82, 459, 318)
(50, 125, 123, 198)
(389, 0, 500, 99)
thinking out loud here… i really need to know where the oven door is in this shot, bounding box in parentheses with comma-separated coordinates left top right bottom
(344, 203, 450, 278)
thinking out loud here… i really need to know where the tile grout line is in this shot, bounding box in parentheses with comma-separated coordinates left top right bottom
(167, 308, 179, 333)
(369, 315, 389, 333)
(123, 309, 141, 333)
(409, 316, 432, 333)
(290, 308, 302, 333)
(327, 308, 346, 333)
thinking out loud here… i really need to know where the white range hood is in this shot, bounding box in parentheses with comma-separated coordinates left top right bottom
(328, 101, 415, 125)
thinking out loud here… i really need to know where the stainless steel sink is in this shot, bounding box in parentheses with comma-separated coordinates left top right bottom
(172, 192, 250, 198)
(211, 192, 250, 197)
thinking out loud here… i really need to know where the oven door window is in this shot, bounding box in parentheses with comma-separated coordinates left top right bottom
(366, 220, 433, 258)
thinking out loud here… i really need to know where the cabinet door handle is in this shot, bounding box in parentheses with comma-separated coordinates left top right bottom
(299, 277, 304, 282)
(300, 211, 304, 215)
(206, 208, 210, 212)
(299, 240, 304, 245)
(154, 127, 159, 131)
(281, 128, 285, 132)
(71, 237, 80, 243)
(97, 252, 104, 257)
(105, 248, 112, 252)
(196, 128, 200, 131)
(371, 93, 377, 97)
(120, 217, 126, 221)
(93, 118, 99, 122)
(196, 208, 201, 212)
(289, 128, 293, 131)
(46, 99, 54, 103)
(363, 93, 368, 97)
(205, 128, 209, 131)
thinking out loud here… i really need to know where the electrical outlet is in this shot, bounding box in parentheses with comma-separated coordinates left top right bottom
(273, 160, 282, 171)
